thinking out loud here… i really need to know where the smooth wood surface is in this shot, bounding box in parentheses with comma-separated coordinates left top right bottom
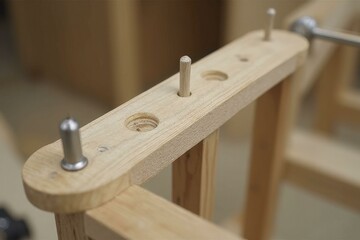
(243, 76, 293, 240)
(179, 56, 192, 97)
(313, 47, 343, 134)
(285, 129, 360, 212)
(55, 213, 90, 240)
(337, 90, 360, 126)
(314, 42, 359, 133)
(22, 30, 307, 213)
(85, 185, 241, 240)
(172, 129, 219, 219)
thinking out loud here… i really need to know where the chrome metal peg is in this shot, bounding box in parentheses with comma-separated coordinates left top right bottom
(290, 16, 360, 48)
(59, 117, 88, 171)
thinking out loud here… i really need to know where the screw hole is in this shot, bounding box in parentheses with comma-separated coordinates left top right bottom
(97, 146, 109, 153)
(177, 91, 192, 97)
(201, 70, 228, 81)
(125, 113, 159, 132)
(237, 55, 249, 62)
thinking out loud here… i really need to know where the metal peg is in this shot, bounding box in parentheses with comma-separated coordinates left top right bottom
(59, 117, 88, 171)
(290, 16, 360, 48)
(264, 8, 276, 41)
(179, 56, 191, 97)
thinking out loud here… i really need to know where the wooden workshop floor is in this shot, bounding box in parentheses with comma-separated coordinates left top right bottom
(1, 24, 360, 240)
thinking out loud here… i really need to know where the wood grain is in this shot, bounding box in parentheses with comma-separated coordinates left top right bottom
(172, 129, 219, 219)
(243, 76, 293, 240)
(85, 185, 241, 240)
(55, 213, 90, 240)
(22, 30, 307, 213)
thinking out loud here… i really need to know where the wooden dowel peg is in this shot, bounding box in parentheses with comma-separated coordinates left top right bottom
(60, 117, 88, 171)
(179, 56, 191, 97)
(264, 8, 276, 41)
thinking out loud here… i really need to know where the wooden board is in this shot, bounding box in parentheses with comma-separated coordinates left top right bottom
(22, 30, 307, 213)
(55, 213, 90, 240)
(85, 185, 241, 240)
(337, 90, 360, 126)
(285, 129, 360, 212)
(172, 129, 219, 219)
(243, 76, 293, 240)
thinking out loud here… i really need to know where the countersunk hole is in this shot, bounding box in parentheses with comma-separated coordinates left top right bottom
(177, 91, 192, 97)
(125, 112, 159, 132)
(201, 70, 228, 81)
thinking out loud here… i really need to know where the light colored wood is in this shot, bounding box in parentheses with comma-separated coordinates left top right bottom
(22, 30, 307, 213)
(313, 47, 343, 134)
(223, 0, 307, 43)
(284, 0, 356, 95)
(85, 185, 241, 240)
(285, 129, 360, 212)
(314, 40, 359, 133)
(179, 56, 192, 97)
(222, 0, 307, 138)
(55, 213, 90, 240)
(172, 129, 219, 219)
(243, 76, 294, 240)
(337, 90, 360, 125)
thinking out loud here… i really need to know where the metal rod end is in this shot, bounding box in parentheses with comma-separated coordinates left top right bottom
(290, 16, 317, 41)
(59, 117, 88, 171)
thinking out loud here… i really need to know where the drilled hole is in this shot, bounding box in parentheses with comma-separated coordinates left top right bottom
(201, 70, 228, 81)
(236, 55, 249, 62)
(177, 91, 192, 97)
(125, 113, 159, 132)
(97, 146, 109, 153)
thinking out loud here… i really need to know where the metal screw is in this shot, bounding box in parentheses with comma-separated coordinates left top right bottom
(59, 117, 88, 171)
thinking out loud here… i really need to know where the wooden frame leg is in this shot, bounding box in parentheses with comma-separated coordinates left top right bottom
(243, 77, 293, 240)
(314, 46, 343, 134)
(55, 213, 90, 240)
(172, 129, 219, 220)
(314, 18, 360, 133)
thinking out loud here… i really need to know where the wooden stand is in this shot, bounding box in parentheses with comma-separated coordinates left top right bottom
(21, 30, 307, 239)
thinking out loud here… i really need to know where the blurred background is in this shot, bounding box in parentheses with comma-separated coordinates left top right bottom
(0, 0, 359, 239)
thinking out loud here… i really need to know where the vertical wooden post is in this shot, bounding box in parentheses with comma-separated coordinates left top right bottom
(172, 129, 219, 220)
(243, 76, 293, 240)
(313, 46, 343, 135)
(55, 213, 91, 240)
(314, 45, 359, 134)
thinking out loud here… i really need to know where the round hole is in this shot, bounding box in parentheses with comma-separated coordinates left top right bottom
(125, 113, 159, 132)
(177, 91, 192, 97)
(201, 70, 228, 81)
(236, 55, 249, 62)
(97, 146, 109, 153)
